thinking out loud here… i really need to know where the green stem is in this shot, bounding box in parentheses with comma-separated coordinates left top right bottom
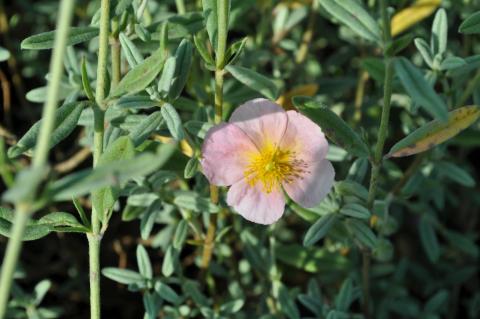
(214, 69, 224, 124)
(0, 204, 30, 318)
(363, 1, 393, 318)
(95, 0, 110, 110)
(216, 0, 228, 69)
(88, 0, 110, 318)
(0, 1, 74, 317)
(458, 68, 480, 107)
(203, 0, 229, 270)
(87, 233, 101, 319)
(175, 0, 186, 14)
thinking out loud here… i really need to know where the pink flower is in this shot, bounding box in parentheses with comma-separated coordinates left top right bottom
(201, 98, 335, 225)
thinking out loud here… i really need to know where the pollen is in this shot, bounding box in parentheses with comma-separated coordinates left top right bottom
(244, 142, 308, 193)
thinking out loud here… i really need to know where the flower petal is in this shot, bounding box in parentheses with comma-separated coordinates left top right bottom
(229, 98, 287, 149)
(283, 159, 335, 208)
(280, 110, 329, 162)
(227, 179, 285, 225)
(201, 123, 259, 186)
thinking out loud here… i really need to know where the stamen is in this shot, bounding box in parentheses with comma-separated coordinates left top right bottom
(244, 143, 308, 193)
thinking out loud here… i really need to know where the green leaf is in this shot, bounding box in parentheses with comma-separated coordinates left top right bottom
(184, 121, 213, 139)
(339, 203, 371, 220)
(140, 201, 162, 240)
(38, 212, 85, 229)
(173, 191, 219, 213)
(440, 56, 466, 71)
(320, 0, 381, 44)
(3, 166, 48, 203)
(173, 220, 188, 249)
(134, 24, 151, 42)
(278, 284, 300, 319)
(193, 32, 215, 66)
(21, 27, 99, 50)
(424, 290, 449, 313)
(49, 143, 176, 201)
(102, 267, 144, 285)
(184, 157, 199, 179)
(81, 57, 95, 101)
(8, 101, 88, 158)
(0, 47, 10, 62)
(334, 181, 369, 201)
(116, 95, 160, 110)
(443, 230, 478, 258)
(459, 11, 480, 34)
(360, 58, 385, 83)
(436, 161, 476, 187)
(114, 0, 134, 15)
(157, 57, 177, 97)
(220, 299, 245, 314)
(129, 111, 164, 147)
(414, 38, 433, 68)
(119, 32, 143, 67)
(136, 245, 153, 279)
(162, 245, 176, 277)
(183, 281, 210, 307)
(335, 278, 353, 311)
(225, 37, 247, 66)
(109, 48, 166, 98)
(143, 292, 161, 319)
(154, 281, 181, 304)
(295, 99, 369, 158)
(386, 33, 413, 56)
(345, 219, 377, 249)
(394, 57, 448, 121)
(202, 0, 218, 50)
(387, 106, 480, 157)
(34, 280, 51, 304)
(418, 216, 440, 263)
(169, 39, 193, 100)
(0, 217, 51, 241)
(303, 214, 338, 247)
(92, 136, 135, 223)
(431, 9, 448, 56)
(226, 65, 279, 100)
(161, 103, 184, 140)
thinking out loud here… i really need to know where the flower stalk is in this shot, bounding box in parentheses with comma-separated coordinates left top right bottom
(202, 0, 229, 270)
(363, 0, 394, 317)
(0, 0, 75, 317)
(87, 0, 110, 317)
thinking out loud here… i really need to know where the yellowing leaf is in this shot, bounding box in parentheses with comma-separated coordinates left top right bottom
(391, 0, 441, 37)
(276, 84, 318, 110)
(387, 106, 480, 158)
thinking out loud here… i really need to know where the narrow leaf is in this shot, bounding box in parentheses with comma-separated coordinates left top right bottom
(8, 101, 88, 158)
(21, 27, 99, 50)
(394, 57, 448, 121)
(303, 214, 338, 247)
(109, 48, 166, 98)
(102, 267, 144, 285)
(226, 65, 279, 100)
(320, 0, 381, 43)
(418, 216, 440, 262)
(387, 105, 480, 157)
(431, 8, 448, 55)
(346, 219, 377, 249)
(459, 11, 480, 34)
(136, 245, 153, 279)
(296, 100, 370, 158)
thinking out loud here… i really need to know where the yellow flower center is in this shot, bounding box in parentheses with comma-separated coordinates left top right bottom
(244, 143, 307, 193)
